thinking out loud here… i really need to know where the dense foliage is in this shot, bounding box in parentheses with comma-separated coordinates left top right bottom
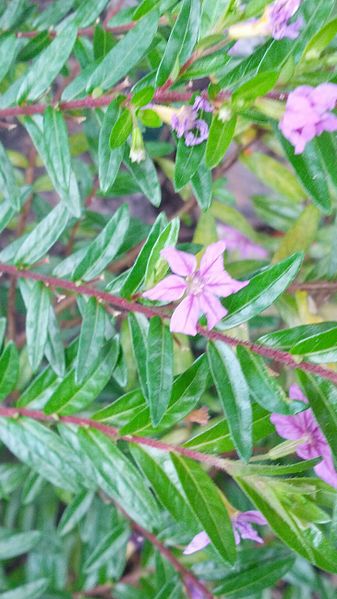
(0, 0, 337, 597)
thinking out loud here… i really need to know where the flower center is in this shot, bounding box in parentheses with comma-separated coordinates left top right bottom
(187, 273, 205, 296)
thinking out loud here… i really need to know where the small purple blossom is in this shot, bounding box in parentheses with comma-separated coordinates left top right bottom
(269, 0, 303, 40)
(270, 384, 337, 488)
(171, 96, 213, 146)
(183, 510, 267, 555)
(143, 242, 248, 336)
(279, 84, 337, 153)
(218, 224, 268, 260)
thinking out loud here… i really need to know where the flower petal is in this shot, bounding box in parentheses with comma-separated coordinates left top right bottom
(270, 413, 306, 440)
(199, 241, 227, 278)
(183, 531, 210, 555)
(315, 456, 337, 489)
(236, 511, 267, 526)
(289, 384, 307, 402)
(143, 275, 187, 302)
(198, 291, 228, 330)
(204, 273, 249, 298)
(170, 294, 200, 336)
(161, 247, 197, 277)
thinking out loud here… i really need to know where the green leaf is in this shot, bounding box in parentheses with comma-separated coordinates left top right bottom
(0, 318, 6, 352)
(98, 99, 124, 193)
(0, 342, 19, 402)
(236, 474, 337, 574)
(93, 24, 115, 60)
(120, 214, 166, 297)
(191, 161, 212, 211)
(174, 138, 206, 190)
(233, 70, 279, 102)
(259, 322, 337, 363)
(44, 107, 71, 194)
(144, 218, 179, 287)
(0, 141, 21, 211)
(75, 298, 107, 384)
(26, 282, 50, 372)
(58, 490, 95, 536)
(44, 340, 119, 415)
(0, 34, 19, 83)
(0, 579, 49, 599)
(78, 428, 161, 530)
(109, 108, 133, 149)
(172, 454, 236, 564)
(87, 10, 159, 91)
(0, 529, 41, 559)
(130, 445, 197, 529)
(208, 341, 252, 461)
(18, 23, 77, 102)
(273, 205, 320, 262)
(275, 128, 332, 214)
(14, 203, 69, 266)
(124, 149, 161, 207)
(297, 372, 337, 462)
(0, 417, 84, 492)
(128, 313, 149, 398)
(146, 316, 173, 426)
(84, 522, 130, 572)
(73, 204, 129, 281)
(315, 132, 337, 192)
(303, 16, 337, 58)
(214, 550, 294, 596)
(220, 253, 303, 329)
(45, 306, 66, 378)
(236, 346, 299, 415)
(205, 115, 236, 169)
(156, 0, 200, 86)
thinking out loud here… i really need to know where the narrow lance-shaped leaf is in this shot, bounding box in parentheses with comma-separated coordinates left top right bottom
(58, 490, 95, 536)
(0, 342, 19, 402)
(75, 297, 107, 384)
(0, 140, 21, 211)
(208, 341, 252, 461)
(174, 138, 206, 190)
(124, 148, 161, 207)
(205, 115, 237, 169)
(128, 313, 149, 398)
(98, 99, 124, 193)
(84, 523, 130, 573)
(146, 316, 173, 426)
(44, 305, 66, 378)
(172, 454, 237, 564)
(26, 282, 50, 372)
(191, 161, 212, 211)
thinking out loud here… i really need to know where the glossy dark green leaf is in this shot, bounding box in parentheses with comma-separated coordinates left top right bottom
(124, 149, 161, 207)
(93, 24, 115, 60)
(214, 550, 294, 596)
(0, 34, 18, 82)
(172, 454, 236, 564)
(87, 9, 159, 91)
(146, 316, 173, 426)
(120, 214, 166, 297)
(26, 282, 50, 372)
(236, 474, 337, 574)
(132, 86, 155, 107)
(0, 141, 21, 211)
(236, 346, 299, 414)
(73, 204, 129, 281)
(130, 444, 197, 529)
(128, 313, 149, 398)
(58, 490, 95, 536)
(205, 115, 236, 169)
(174, 138, 206, 190)
(44, 339, 119, 415)
(17, 23, 77, 102)
(221, 253, 303, 329)
(0, 417, 84, 491)
(316, 132, 337, 192)
(0, 529, 41, 559)
(14, 203, 69, 266)
(0, 578, 49, 599)
(0, 342, 19, 402)
(0, 318, 6, 352)
(233, 70, 278, 102)
(191, 161, 212, 211)
(44, 306, 66, 378)
(44, 107, 71, 193)
(98, 99, 124, 192)
(259, 322, 337, 363)
(144, 218, 179, 287)
(297, 372, 337, 462)
(133, 0, 160, 19)
(156, 0, 200, 86)
(78, 428, 161, 530)
(75, 298, 106, 384)
(84, 522, 130, 572)
(109, 108, 133, 149)
(208, 341, 252, 461)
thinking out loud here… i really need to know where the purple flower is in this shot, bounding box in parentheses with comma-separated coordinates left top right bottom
(171, 96, 212, 146)
(279, 84, 337, 154)
(270, 384, 337, 488)
(218, 225, 268, 260)
(183, 510, 267, 555)
(143, 242, 248, 336)
(268, 0, 303, 40)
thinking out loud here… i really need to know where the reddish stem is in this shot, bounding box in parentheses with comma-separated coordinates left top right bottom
(1, 262, 337, 385)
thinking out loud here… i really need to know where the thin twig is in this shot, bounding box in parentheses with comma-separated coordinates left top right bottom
(1, 263, 337, 385)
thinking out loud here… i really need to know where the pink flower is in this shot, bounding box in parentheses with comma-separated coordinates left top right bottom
(270, 384, 337, 488)
(183, 510, 267, 555)
(171, 96, 213, 146)
(279, 84, 337, 154)
(143, 242, 248, 336)
(218, 224, 268, 260)
(268, 0, 303, 40)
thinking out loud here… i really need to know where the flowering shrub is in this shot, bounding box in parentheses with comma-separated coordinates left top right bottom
(0, 0, 337, 597)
